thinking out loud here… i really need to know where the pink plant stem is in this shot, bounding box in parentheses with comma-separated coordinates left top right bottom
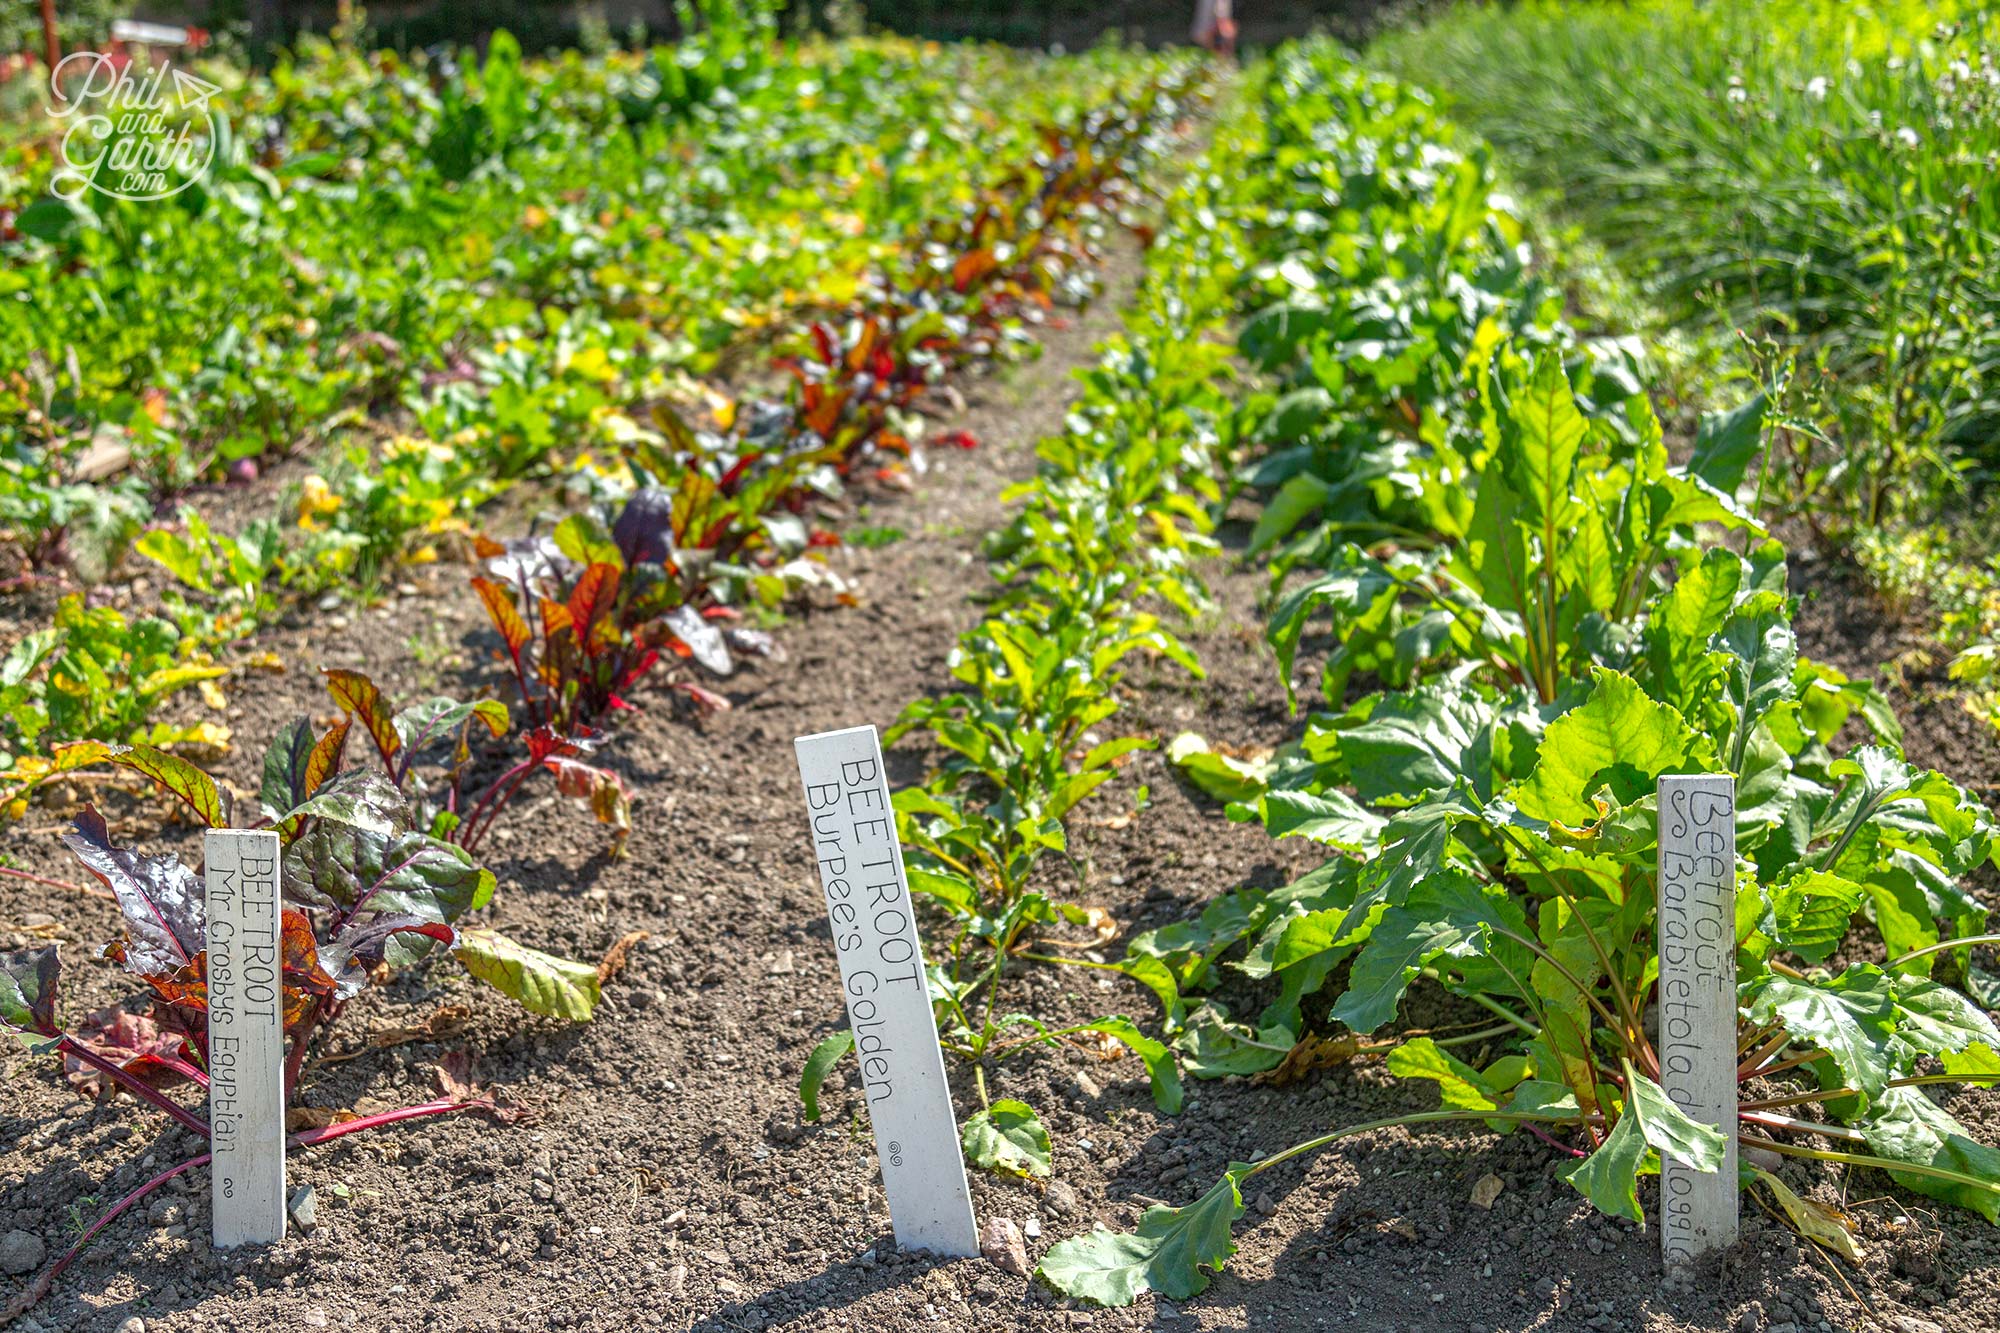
(460, 756, 540, 853)
(290, 1096, 485, 1148)
(57, 1037, 210, 1139)
(283, 1010, 319, 1103)
(1524, 1121, 1585, 1158)
(0, 863, 109, 901)
(159, 1054, 209, 1089)
(4, 1098, 488, 1322)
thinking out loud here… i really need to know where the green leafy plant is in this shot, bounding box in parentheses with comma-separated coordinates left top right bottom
(136, 507, 288, 641)
(1037, 37, 2000, 1306)
(0, 594, 230, 798)
(798, 98, 1255, 1164)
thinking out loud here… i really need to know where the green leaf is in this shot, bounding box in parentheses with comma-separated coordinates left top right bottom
(1687, 392, 1766, 494)
(1266, 549, 1400, 712)
(1036, 1167, 1246, 1305)
(1744, 968, 1894, 1100)
(1513, 670, 1702, 826)
(1624, 1070, 1727, 1172)
(1386, 1037, 1496, 1112)
(260, 719, 317, 823)
(1941, 1043, 2000, 1086)
(1333, 875, 1527, 1033)
(907, 867, 979, 919)
(1342, 686, 1495, 805)
(1886, 976, 2000, 1066)
(0, 945, 61, 1039)
(1502, 354, 1588, 528)
(1077, 1017, 1183, 1114)
(1239, 300, 1335, 371)
(1758, 869, 1867, 965)
(134, 527, 205, 586)
(1561, 1102, 1648, 1223)
(962, 1099, 1051, 1179)
(799, 1029, 854, 1121)
(83, 743, 229, 829)
(1167, 733, 1273, 804)
(1173, 1005, 1289, 1079)
(1258, 790, 1385, 850)
(552, 512, 622, 569)
(391, 697, 510, 753)
(1860, 1087, 2000, 1223)
(1644, 548, 1742, 711)
(14, 196, 91, 243)
(1716, 593, 1796, 765)
(1505, 1079, 1581, 1117)
(1247, 472, 1331, 556)
(453, 928, 599, 1020)
(285, 795, 494, 925)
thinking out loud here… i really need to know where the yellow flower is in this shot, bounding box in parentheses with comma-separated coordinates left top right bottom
(298, 475, 341, 531)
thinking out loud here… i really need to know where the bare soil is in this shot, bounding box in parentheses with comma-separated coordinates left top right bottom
(4, 258, 1999, 1333)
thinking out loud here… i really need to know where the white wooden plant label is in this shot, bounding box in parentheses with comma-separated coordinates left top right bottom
(1655, 775, 1739, 1267)
(204, 829, 288, 1247)
(794, 725, 980, 1258)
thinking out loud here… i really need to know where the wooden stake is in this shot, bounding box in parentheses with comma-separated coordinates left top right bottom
(794, 725, 979, 1258)
(204, 829, 288, 1247)
(1656, 774, 1739, 1268)
(39, 0, 59, 75)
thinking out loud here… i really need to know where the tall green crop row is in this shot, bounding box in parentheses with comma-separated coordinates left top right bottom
(797, 80, 1273, 1171)
(1371, 0, 2000, 523)
(1033, 41, 2000, 1307)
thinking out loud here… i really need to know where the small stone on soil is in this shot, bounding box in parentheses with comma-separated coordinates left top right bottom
(289, 1184, 318, 1234)
(980, 1217, 1029, 1276)
(0, 1230, 45, 1276)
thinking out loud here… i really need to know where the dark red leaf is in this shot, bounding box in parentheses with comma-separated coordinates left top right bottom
(65, 1007, 196, 1093)
(63, 807, 203, 976)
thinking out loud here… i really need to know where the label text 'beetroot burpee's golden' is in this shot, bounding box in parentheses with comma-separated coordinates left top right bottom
(794, 725, 979, 1258)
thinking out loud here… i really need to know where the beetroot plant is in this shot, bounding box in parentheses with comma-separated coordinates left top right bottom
(0, 724, 595, 1319)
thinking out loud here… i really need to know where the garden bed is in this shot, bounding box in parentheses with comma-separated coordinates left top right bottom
(5, 14, 2000, 1333)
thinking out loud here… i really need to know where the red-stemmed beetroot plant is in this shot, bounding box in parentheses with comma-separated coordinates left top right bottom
(0, 725, 597, 1323)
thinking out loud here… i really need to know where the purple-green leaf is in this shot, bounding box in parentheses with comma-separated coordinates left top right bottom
(0, 944, 61, 1038)
(63, 807, 205, 976)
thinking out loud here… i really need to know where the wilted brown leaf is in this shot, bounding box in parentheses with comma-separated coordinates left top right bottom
(597, 930, 650, 984)
(286, 1106, 358, 1132)
(1254, 1033, 1365, 1086)
(1076, 1030, 1130, 1062)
